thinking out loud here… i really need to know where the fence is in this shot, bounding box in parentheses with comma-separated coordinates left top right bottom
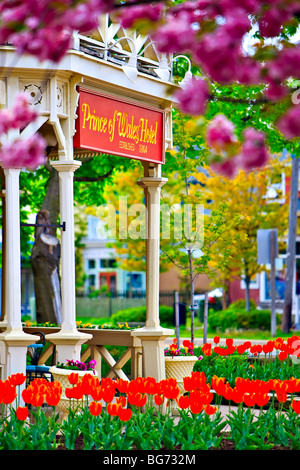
(76, 293, 146, 318)
(75, 290, 206, 318)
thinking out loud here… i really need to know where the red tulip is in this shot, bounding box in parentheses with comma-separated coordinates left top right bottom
(31, 393, 44, 407)
(190, 401, 203, 414)
(22, 387, 33, 405)
(243, 393, 256, 407)
(16, 406, 29, 421)
(46, 391, 61, 407)
(291, 399, 300, 414)
(89, 401, 102, 416)
(9, 373, 26, 387)
(127, 392, 147, 407)
(68, 373, 79, 385)
(118, 407, 132, 422)
(177, 395, 190, 409)
(101, 387, 115, 403)
(107, 402, 121, 416)
(2, 383, 17, 405)
(204, 404, 217, 415)
(154, 394, 164, 406)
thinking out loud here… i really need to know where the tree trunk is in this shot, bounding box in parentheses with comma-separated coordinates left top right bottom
(188, 247, 195, 344)
(282, 157, 299, 333)
(30, 166, 61, 324)
(222, 279, 230, 309)
(244, 274, 251, 312)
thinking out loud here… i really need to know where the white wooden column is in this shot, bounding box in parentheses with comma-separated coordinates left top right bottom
(0, 168, 37, 380)
(45, 160, 91, 363)
(132, 163, 173, 381)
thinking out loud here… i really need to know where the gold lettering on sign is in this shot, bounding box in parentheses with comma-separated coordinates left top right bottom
(82, 103, 108, 133)
(140, 119, 158, 144)
(81, 104, 159, 148)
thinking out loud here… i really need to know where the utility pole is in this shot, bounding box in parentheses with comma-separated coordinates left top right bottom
(203, 291, 209, 344)
(282, 157, 299, 333)
(174, 291, 180, 345)
(270, 229, 277, 337)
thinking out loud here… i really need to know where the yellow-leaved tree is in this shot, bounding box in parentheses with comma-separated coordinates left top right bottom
(197, 155, 289, 311)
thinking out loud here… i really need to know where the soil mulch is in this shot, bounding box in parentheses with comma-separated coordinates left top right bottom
(56, 433, 290, 450)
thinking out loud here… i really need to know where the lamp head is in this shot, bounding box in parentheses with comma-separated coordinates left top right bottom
(180, 70, 193, 88)
(155, 55, 170, 82)
(122, 54, 138, 82)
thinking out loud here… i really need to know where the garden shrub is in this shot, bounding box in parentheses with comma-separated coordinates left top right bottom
(110, 306, 147, 324)
(208, 307, 276, 332)
(159, 305, 177, 325)
(110, 305, 174, 326)
(227, 299, 256, 310)
(198, 297, 223, 322)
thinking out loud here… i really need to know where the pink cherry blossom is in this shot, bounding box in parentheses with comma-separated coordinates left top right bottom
(258, 7, 292, 38)
(0, 92, 45, 169)
(117, 3, 164, 29)
(218, 0, 261, 15)
(211, 157, 239, 179)
(266, 47, 300, 83)
(236, 57, 262, 85)
(0, 134, 46, 169)
(238, 128, 269, 171)
(151, 11, 196, 54)
(277, 106, 300, 140)
(0, 93, 38, 134)
(11, 93, 38, 129)
(222, 8, 251, 41)
(264, 80, 288, 101)
(193, 29, 241, 84)
(0, 0, 114, 62)
(0, 109, 15, 135)
(174, 77, 209, 115)
(206, 115, 237, 150)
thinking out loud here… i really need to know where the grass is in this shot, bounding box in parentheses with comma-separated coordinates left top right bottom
(75, 315, 296, 342)
(178, 316, 296, 341)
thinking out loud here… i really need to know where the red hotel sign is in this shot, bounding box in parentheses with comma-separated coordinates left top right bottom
(73, 87, 165, 164)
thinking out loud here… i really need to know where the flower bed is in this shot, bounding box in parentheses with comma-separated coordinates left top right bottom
(194, 335, 300, 386)
(2, 344, 300, 451)
(55, 359, 97, 372)
(22, 320, 133, 330)
(164, 338, 195, 357)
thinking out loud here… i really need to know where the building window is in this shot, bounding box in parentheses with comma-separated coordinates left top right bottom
(126, 273, 143, 290)
(88, 259, 96, 269)
(100, 259, 116, 268)
(88, 274, 96, 288)
(240, 274, 259, 290)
